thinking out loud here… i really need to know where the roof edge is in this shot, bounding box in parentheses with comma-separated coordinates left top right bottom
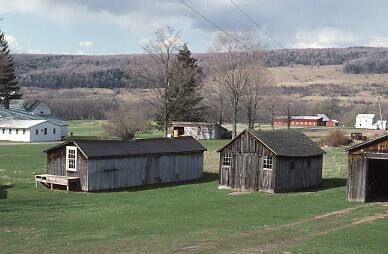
(346, 134, 388, 152)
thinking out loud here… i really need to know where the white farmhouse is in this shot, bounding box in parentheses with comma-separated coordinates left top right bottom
(0, 100, 68, 142)
(355, 114, 387, 130)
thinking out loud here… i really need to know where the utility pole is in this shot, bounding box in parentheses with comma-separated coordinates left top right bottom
(378, 97, 384, 131)
(88, 112, 91, 137)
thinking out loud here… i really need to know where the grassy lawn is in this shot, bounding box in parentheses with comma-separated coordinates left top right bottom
(68, 120, 164, 139)
(1, 137, 388, 253)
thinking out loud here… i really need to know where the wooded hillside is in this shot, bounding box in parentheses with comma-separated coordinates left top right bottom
(13, 47, 388, 89)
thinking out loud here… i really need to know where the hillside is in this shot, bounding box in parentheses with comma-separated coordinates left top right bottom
(13, 47, 388, 89)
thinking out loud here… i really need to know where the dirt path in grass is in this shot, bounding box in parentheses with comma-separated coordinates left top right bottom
(174, 205, 388, 254)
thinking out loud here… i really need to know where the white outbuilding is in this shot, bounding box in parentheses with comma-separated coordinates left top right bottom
(0, 120, 62, 142)
(0, 99, 68, 142)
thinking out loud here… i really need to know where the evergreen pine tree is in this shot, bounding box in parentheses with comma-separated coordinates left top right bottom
(0, 31, 22, 109)
(170, 43, 204, 121)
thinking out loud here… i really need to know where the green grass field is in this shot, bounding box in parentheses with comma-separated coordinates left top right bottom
(1, 124, 388, 253)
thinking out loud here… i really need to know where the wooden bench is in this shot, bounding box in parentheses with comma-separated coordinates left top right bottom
(35, 174, 80, 191)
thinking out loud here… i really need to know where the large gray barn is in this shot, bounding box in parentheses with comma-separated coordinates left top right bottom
(218, 129, 325, 192)
(38, 137, 206, 191)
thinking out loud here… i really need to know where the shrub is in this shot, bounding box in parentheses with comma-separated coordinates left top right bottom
(325, 129, 350, 147)
(103, 107, 151, 140)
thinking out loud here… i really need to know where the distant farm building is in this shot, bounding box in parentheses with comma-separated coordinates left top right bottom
(347, 134, 388, 202)
(0, 100, 68, 142)
(273, 114, 338, 127)
(218, 129, 325, 192)
(37, 137, 206, 191)
(355, 114, 387, 130)
(171, 122, 231, 140)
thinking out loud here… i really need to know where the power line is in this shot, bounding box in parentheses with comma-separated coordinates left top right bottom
(230, 0, 285, 50)
(180, 0, 253, 54)
(229, 0, 321, 77)
(180, 0, 297, 80)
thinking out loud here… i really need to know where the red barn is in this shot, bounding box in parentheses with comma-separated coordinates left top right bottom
(326, 120, 339, 127)
(273, 116, 325, 127)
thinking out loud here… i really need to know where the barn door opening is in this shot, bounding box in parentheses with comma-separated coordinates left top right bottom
(366, 159, 388, 202)
(173, 127, 184, 137)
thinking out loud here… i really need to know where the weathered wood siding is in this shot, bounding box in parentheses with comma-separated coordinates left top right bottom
(46, 146, 88, 190)
(219, 130, 323, 192)
(87, 153, 204, 191)
(275, 156, 323, 192)
(346, 139, 388, 202)
(347, 154, 367, 202)
(219, 131, 275, 191)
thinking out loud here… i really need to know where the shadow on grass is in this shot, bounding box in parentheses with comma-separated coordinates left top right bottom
(285, 178, 347, 193)
(93, 172, 219, 193)
(0, 185, 13, 199)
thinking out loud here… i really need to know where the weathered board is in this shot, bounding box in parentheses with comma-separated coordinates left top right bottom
(87, 153, 203, 191)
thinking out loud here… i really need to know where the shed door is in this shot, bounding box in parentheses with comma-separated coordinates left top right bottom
(365, 158, 388, 202)
(258, 155, 273, 191)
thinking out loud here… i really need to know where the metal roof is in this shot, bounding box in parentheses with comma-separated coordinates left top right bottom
(274, 115, 324, 120)
(172, 121, 221, 127)
(356, 114, 376, 119)
(10, 99, 41, 112)
(218, 129, 325, 157)
(44, 136, 207, 158)
(316, 114, 330, 122)
(0, 107, 67, 126)
(0, 119, 46, 128)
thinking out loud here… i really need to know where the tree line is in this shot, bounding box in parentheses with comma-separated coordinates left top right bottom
(11, 47, 388, 91)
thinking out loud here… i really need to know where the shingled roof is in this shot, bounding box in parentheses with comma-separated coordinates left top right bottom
(44, 137, 207, 158)
(218, 129, 325, 157)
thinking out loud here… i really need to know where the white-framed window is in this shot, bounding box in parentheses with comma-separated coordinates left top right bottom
(8, 129, 11, 134)
(23, 129, 26, 135)
(53, 128, 56, 134)
(222, 152, 231, 167)
(16, 129, 19, 134)
(66, 146, 77, 172)
(1, 129, 4, 134)
(263, 155, 273, 170)
(35, 129, 39, 135)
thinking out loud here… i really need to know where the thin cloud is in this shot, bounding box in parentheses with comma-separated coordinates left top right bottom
(79, 40, 94, 48)
(2, 0, 388, 53)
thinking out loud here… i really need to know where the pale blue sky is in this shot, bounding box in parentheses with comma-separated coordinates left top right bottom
(1, 0, 388, 55)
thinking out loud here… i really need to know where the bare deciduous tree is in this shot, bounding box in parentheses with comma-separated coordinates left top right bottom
(244, 69, 272, 129)
(103, 107, 151, 141)
(143, 26, 181, 137)
(209, 32, 262, 138)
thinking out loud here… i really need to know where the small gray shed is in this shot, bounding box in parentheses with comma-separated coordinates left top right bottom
(42, 137, 206, 191)
(218, 129, 325, 192)
(171, 122, 231, 140)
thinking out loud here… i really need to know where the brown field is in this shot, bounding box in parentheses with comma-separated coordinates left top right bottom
(269, 64, 388, 104)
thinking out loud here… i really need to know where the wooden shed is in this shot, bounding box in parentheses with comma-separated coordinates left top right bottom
(346, 134, 388, 202)
(217, 129, 325, 192)
(171, 122, 231, 140)
(38, 137, 206, 191)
